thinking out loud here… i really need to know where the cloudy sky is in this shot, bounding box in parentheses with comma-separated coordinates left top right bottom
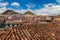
(0, 0, 60, 15)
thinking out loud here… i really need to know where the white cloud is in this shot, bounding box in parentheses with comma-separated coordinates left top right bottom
(0, 7, 7, 13)
(26, 3, 36, 9)
(0, 2, 9, 7)
(14, 9, 33, 14)
(14, 10, 27, 14)
(56, 0, 60, 3)
(11, 2, 20, 6)
(43, 3, 55, 7)
(34, 3, 60, 16)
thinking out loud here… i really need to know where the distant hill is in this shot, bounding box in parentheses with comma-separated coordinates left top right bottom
(23, 11, 35, 15)
(1, 10, 20, 15)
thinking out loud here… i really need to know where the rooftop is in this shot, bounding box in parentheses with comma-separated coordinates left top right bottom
(0, 22, 60, 40)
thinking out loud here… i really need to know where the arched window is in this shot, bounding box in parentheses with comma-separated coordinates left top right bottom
(8, 24, 10, 27)
(20, 23, 22, 25)
(17, 24, 19, 26)
(12, 24, 14, 26)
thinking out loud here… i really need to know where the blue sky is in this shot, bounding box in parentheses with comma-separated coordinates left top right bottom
(0, 0, 60, 15)
(0, 0, 58, 10)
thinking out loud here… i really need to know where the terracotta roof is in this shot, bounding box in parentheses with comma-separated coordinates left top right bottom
(0, 22, 60, 40)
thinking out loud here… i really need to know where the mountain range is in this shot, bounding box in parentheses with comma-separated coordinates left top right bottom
(0, 10, 35, 15)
